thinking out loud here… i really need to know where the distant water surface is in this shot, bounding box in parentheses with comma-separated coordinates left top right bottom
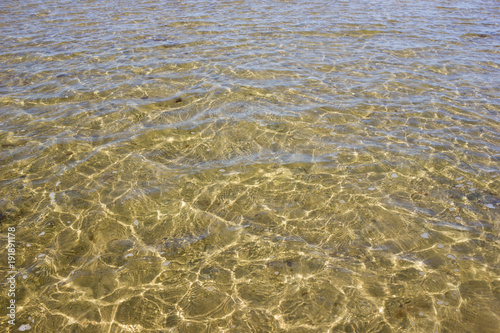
(1, 0, 499, 332)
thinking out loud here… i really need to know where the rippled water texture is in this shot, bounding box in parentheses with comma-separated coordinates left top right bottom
(1, 0, 500, 332)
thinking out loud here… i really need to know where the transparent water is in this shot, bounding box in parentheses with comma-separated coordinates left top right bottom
(1, 0, 499, 332)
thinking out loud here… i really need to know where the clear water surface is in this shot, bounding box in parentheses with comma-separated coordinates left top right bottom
(1, 0, 499, 332)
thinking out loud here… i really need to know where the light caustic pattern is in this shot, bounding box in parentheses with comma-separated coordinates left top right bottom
(0, 0, 499, 332)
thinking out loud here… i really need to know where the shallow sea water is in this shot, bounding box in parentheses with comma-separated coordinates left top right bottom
(1, 0, 500, 332)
